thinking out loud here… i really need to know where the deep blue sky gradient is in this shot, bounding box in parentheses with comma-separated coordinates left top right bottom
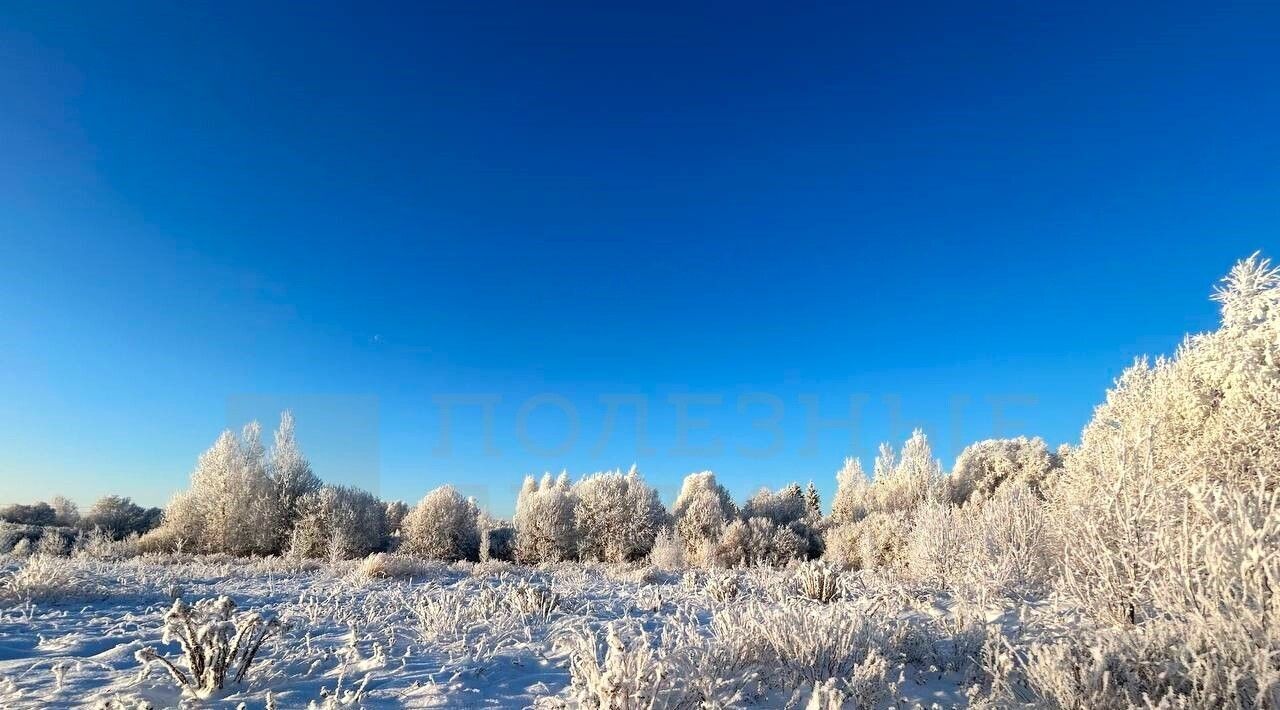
(2, 2, 1277, 514)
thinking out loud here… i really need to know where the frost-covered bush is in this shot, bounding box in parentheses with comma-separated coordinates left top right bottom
(513, 473, 578, 563)
(964, 484, 1055, 600)
(135, 596, 280, 698)
(672, 471, 738, 564)
(946, 436, 1060, 505)
(573, 467, 668, 562)
(711, 516, 806, 568)
(355, 552, 436, 580)
(0, 501, 56, 526)
(290, 484, 388, 560)
(508, 579, 559, 617)
(80, 495, 162, 540)
(646, 528, 685, 569)
(742, 483, 808, 526)
(156, 413, 323, 555)
(711, 601, 898, 691)
(553, 620, 679, 708)
(704, 571, 740, 603)
(399, 485, 481, 561)
(904, 500, 971, 590)
(795, 560, 842, 603)
(821, 510, 910, 571)
(871, 430, 944, 515)
(0, 554, 87, 605)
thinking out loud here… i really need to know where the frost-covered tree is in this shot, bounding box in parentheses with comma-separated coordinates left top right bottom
(161, 425, 280, 555)
(479, 514, 516, 562)
(830, 457, 872, 525)
(946, 436, 1060, 505)
(268, 411, 320, 543)
(513, 472, 578, 563)
(671, 471, 738, 563)
(383, 500, 410, 535)
(400, 485, 481, 561)
(290, 484, 387, 559)
(804, 482, 821, 517)
(50, 496, 80, 527)
(743, 484, 807, 526)
(1052, 253, 1280, 626)
(573, 466, 669, 562)
(80, 496, 162, 539)
(0, 502, 56, 526)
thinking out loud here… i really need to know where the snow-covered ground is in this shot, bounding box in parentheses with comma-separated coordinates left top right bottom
(0, 553, 1038, 709)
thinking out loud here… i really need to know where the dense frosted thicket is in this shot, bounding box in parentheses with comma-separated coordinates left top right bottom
(5, 253, 1277, 708)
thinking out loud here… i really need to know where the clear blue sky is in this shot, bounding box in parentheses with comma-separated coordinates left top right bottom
(1, 2, 1276, 515)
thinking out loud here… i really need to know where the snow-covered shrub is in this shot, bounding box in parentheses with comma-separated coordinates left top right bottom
(507, 579, 559, 617)
(904, 500, 971, 590)
(135, 596, 281, 698)
(946, 436, 1060, 505)
(821, 510, 910, 571)
(963, 484, 1055, 600)
(0, 501, 56, 526)
(872, 430, 944, 515)
(513, 473, 578, 563)
(50, 496, 80, 527)
(553, 619, 678, 708)
(711, 601, 896, 690)
(399, 485, 481, 561)
(672, 471, 738, 564)
(355, 552, 435, 580)
(573, 467, 668, 562)
(647, 528, 685, 569)
(711, 516, 806, 567)
(0, 554, 86, 605)
(1064, 254, 1280, 497)
(704, 571, 740, 603)
(36, 528, 71, 557)
(80, 496, 163, 540)
(290, 484, 388, 560)
(479, 517, 516, 562)
(9, 536, 32, 558)
(795, 561, 842, 603)
(743, 483, 808, 526)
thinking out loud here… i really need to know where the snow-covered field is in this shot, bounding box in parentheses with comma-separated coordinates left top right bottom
(0, 553, 1036, 709)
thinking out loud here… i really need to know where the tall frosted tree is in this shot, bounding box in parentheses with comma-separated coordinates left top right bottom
(164, 424, 279, 555)
(831, 457, 872, 524)
(269, 410, 321, 541)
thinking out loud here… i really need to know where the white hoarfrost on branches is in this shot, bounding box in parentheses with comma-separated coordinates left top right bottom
(291, 484, 388, 560)
(945, 436, 1060, 505)
(400, 485, 481, 561)
(268, 410, 321, 541)
(135, 596, 280, 698)
(513, 472, 578, 563)
(572, 466, 668, 562)
(672, 471, 738, 564)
